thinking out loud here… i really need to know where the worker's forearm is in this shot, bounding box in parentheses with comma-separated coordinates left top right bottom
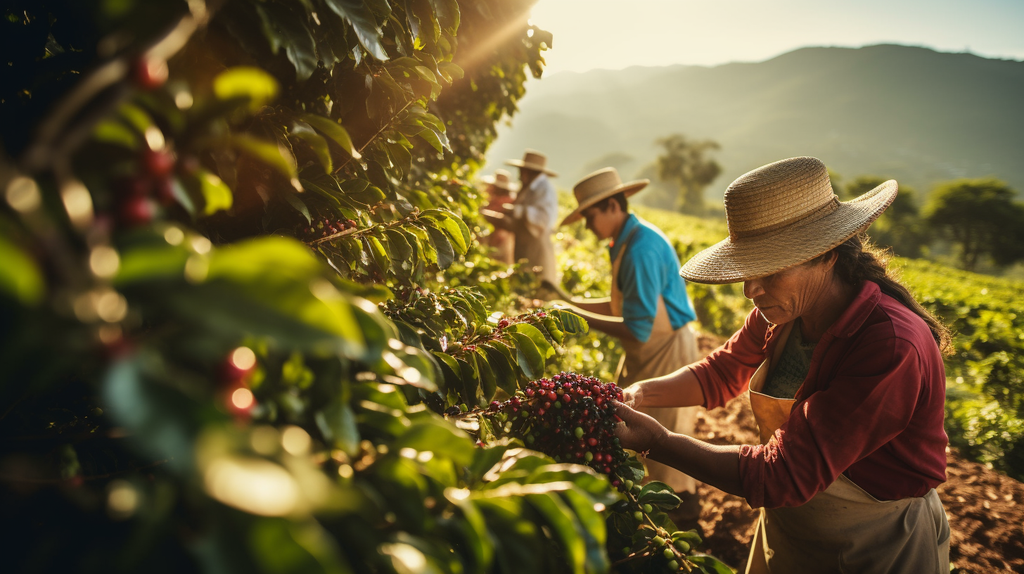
(648, 434, 744, 497)
(633, 366, 706, 408)
(567, 297, 612, 316)
(580, 311, 636, 341)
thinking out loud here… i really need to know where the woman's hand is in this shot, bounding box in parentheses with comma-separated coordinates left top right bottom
(621, 384, 643, 409)
(613, 401, 668, 453)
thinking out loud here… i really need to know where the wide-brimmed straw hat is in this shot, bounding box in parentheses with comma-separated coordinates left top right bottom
(560, 167, 649, 226)
(506, 149, 558, 177)
(680, 156, 897, 284)
(481, 169, 518, 193)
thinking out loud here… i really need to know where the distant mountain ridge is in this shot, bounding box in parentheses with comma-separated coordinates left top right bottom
(485, 44, 1024, 201)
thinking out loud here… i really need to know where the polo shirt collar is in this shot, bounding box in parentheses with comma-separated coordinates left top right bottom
(609, 213, 639, 258)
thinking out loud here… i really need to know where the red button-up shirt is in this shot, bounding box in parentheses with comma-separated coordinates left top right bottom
(691, 281, 948, 508)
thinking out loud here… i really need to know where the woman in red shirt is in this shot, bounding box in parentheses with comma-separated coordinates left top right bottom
(615, 156, 952, 573)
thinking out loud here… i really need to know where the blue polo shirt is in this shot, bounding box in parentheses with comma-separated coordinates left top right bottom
(609, 214, 696, 343)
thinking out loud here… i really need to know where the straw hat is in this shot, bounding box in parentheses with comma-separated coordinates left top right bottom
(560, 167, 649, 226)
(680, 156, 897, 284)
(481, 169, 518, 193)
(506, 149, 558, 177)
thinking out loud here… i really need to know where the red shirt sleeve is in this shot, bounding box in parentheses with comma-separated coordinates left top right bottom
(691, 309, 769, 410)
(739, 332, 927, 508)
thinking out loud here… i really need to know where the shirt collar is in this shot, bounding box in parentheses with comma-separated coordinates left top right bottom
(609, 213, 639, 257)
(827, 280, 881, 338)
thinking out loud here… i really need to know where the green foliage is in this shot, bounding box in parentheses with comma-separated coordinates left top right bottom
(897, 258, 1024, 478)
(844, 176, 928, 258)
(923, 178, 1024, 271)
(3, 0, 698, 572)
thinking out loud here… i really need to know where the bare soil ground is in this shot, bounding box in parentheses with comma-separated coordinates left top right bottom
(689, 334, 1024, 573)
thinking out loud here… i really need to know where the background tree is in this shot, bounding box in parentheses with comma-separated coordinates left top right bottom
(654, 134, 721, 216)
(924, 178, 1024, 271)
(845, 176, 928, 258)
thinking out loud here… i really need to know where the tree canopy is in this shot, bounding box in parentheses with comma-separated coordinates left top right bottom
(923, 178, 1024, 271)
(654, 134, 721, 216)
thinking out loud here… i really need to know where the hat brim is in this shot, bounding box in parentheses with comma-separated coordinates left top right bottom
(559, 180, 649, 227)
(680, 180, 898, 284)
(480, 175, 519, 192)
(506, 159, 558, 177)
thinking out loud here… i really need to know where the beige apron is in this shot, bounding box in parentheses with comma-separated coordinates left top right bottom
(511, 191, 558, 285)
(611, 228, 700, 493)
(745, 324, 950, 574)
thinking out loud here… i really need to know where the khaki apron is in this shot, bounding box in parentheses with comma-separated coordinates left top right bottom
(745, 323, 950, 574)
(511, 192, 558, 285)
(611, 229, 700, 494)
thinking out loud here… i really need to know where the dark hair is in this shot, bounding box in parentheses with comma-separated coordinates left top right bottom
(592, 192, 628, 213)
(820, 234, 952, 355)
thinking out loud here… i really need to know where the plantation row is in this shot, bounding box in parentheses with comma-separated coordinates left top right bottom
(554, 204, 1024, 480)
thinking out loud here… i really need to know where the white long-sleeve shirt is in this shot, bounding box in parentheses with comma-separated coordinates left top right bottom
(512, 173, 558, 237)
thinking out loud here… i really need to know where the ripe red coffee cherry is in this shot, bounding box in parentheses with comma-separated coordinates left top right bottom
(133, 56, 169, 90)
(143, 149, 176, 179)
(119, 195, 156, 226)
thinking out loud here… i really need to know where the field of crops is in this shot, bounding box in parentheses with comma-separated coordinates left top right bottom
(554, 202, 1024, 480)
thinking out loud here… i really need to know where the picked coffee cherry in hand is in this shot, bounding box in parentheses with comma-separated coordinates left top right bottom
(482, 372, 630, 481)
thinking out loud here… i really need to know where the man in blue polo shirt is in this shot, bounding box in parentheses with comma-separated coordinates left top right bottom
(555, 167, 703, 527)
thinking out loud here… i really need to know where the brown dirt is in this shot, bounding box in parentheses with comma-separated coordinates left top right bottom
(689, 333, 1024, 573)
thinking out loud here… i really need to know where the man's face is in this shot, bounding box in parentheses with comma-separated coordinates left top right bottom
(582, 203, 618, 241)
(519, 168, 540, 186)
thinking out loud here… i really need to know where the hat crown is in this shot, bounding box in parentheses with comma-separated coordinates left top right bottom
(573, 168, 623, 204)
(725, 156, 839, 240)
(492, 169, 513, 189)
(520, 150, 548, 170)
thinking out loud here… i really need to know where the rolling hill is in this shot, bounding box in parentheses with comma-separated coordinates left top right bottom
(485, 44, 1024, 203)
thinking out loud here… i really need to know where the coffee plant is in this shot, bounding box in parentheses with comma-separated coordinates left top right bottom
(0, 0, 743, 572)
(449, 372, 732, 573)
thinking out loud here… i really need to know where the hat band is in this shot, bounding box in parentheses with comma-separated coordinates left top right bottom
(731, 196, 840, 240)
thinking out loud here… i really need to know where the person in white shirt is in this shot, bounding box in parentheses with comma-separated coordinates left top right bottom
(484, 149, 560, 285)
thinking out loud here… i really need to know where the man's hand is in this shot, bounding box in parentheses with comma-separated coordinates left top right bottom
(613, 400, 668, 453)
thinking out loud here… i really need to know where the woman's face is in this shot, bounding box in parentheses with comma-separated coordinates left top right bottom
(742, 258, 834, 325)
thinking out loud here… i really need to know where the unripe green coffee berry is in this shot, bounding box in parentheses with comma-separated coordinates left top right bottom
(663, 548, 674, 560)
(623, 480, 634, 490)
(673, 539, 690, 553)
(652, 535, 665, 547)
(574, 427, 584, 438)
(633, 511, 643, 521)
(643, 503, 653, 513)
(667, 559, 679, 571)
(584, 451, 594, 462)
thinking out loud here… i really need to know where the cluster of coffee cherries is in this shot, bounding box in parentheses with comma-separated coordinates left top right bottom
(115, 147, 178, 227)
(487, 372, 629, 480)
(299, 216, 358, 241)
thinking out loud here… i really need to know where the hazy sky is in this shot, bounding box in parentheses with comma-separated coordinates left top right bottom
(529, 0, 1024, 73)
